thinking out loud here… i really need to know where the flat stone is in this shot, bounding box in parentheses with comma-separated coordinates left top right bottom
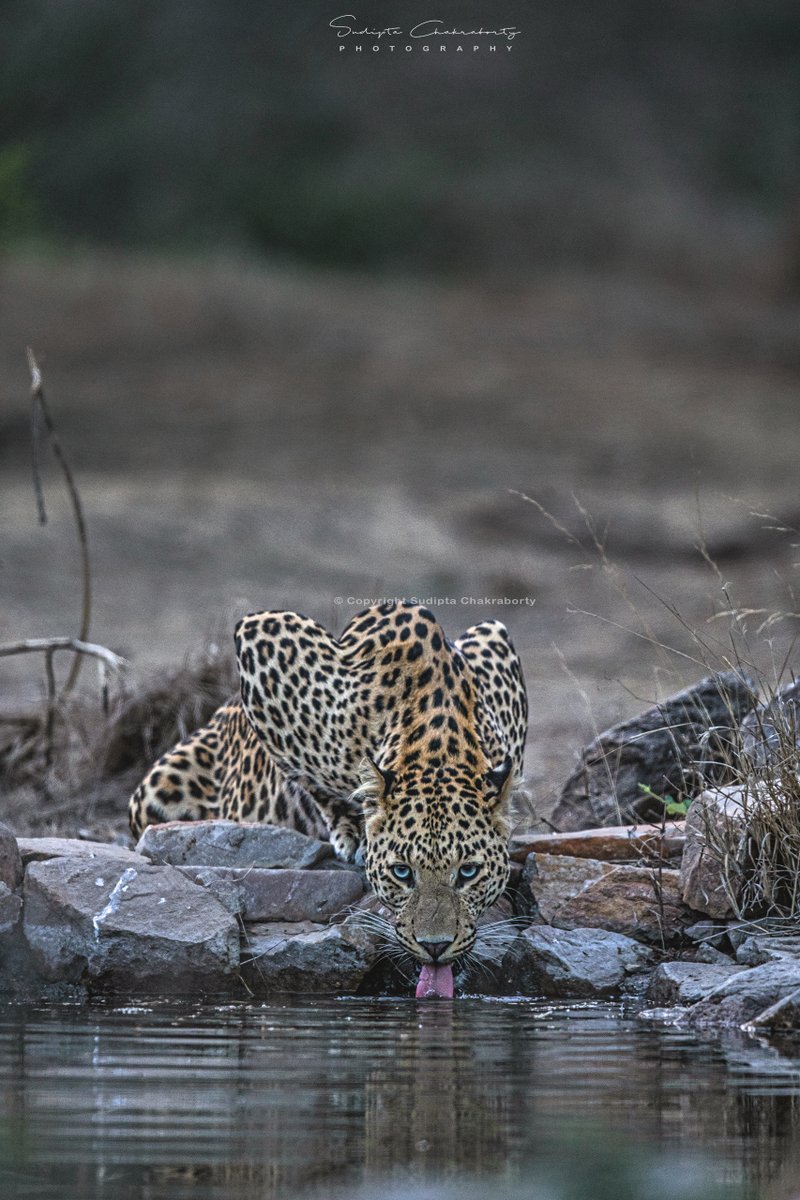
(499, 926, 652, 998)
(510, 823, 685, 864)
(679, 786, 749, 918)
(748, 987, 800, 1031)
(136, 820, 333, 869)
(0, 823, 23, 890)
(178, 867, 364, 921)
(551, 672, 756, 831)
(17, 838, 143, 867)
(554, 865, 693, 945)
(23, 853, 239, 993)
(732, 933, 800, 966)
(240, 916, 383, 994)
(0, 882, 22, 936)
(647, 961, 747, 1006)
(685, 960, 800, 1029)
(521, 854, 610, 923)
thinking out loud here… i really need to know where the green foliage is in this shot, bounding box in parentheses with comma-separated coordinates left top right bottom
(638, 783, 690, 818)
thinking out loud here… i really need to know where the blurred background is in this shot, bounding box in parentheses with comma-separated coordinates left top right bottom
(1, 0, 799, 829)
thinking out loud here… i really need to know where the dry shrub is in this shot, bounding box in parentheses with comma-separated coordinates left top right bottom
(0, 644, 236, 840)
(732, 682, 800, 918)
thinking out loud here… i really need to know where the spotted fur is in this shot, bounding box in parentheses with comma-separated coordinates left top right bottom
(129, 601, 528, 963)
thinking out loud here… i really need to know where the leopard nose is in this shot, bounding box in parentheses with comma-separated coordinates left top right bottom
(418, 939, 453, 962)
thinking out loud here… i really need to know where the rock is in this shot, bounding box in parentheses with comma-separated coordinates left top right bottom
(23, 854, 239, 992)
(500, 926, 652, 998)
(685, 960, 800, 1029)
(553, 865, 693, 945)
(551, 672, 756, 831)
(647, 961, 747, 1006)
(17, 838, 143, 867)
(0, 882, 22, 936)
(521, 853, 609, 923)
(732, 932, 800, 966)
(510, 822, 685, 863)
(748, 987, 800, 1031)
(136, 820, 334, 869)
(524, 854, 694, 943)
(741, 679, 800, 768)
(240, 917, 384, 994)
(684, 919, 729, 950)
(178, 866, 364, 921)
(734, 936, 774, 967)
(0, 823, 22, 890)
(693, 944, 735, 964)
(456, 940, 510, 994)
(679, 786, 749, 918)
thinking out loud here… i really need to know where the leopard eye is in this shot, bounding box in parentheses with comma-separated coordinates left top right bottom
(458, 862, 481, 883)
(390, 863, 414, 884)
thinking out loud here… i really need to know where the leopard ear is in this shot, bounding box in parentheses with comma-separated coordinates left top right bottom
(484, 755, 513, 809)
(355, 755, 395, 815)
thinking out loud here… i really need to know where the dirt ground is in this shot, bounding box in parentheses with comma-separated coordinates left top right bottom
(1, 251, 799, 834)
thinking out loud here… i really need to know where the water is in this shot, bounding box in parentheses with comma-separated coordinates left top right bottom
(1, 998, 799, 1200)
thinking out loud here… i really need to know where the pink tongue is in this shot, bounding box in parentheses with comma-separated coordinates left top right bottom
(415, 963, 455, 999)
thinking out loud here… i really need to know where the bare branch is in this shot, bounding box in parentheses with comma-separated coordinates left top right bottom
(0, 638, 127, 673)
(27, 348, 92, 695)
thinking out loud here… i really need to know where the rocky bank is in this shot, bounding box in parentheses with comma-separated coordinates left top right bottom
(1, 671, 798, 1033)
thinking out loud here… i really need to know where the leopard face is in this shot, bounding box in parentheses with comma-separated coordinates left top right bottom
(361, 758, 512, 964)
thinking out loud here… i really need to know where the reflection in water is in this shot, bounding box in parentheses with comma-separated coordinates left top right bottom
(0, 999, 799, 1199)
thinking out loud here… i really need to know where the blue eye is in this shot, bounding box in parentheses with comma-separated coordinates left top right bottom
(458, 863, 480, 882)
(390, 863, 413, 883)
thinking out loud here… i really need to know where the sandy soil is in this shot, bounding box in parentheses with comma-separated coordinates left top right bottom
(1, 251, 798, 831)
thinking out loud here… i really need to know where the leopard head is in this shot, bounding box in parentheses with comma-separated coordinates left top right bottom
(359, 756, 513, 964)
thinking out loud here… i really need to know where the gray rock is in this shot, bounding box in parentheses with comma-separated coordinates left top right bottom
(136, 820, 333, 869)
(175, 866, 244, 914)
(679, 786, 749, 918)
(178, 866, 364, 921)
(0, 882, 22, 936)
(748, 987, 800, 1031)
(456, 941, 511, 994)
(500, 926, 652, 998)
(732, 932, 800, 966)
(23, 853, 239, 993)
(647, 960, 747, 1006)
(551, 672, 756, 831)
(684, 919, 729, 950)
(17, 838, 143, 867)
(685, 959, 800, 1029)
(240, 916, 383, 994)
(693, 944, 735, 964)
(0, 823, 22, 890)
(734, 936, 774, 966)
(741, 679, 800, 768)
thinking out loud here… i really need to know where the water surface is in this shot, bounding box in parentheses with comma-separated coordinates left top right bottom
(1, 998, 799, 1200)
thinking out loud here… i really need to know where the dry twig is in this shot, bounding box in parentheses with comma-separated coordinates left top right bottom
(27, 347, 92, 696)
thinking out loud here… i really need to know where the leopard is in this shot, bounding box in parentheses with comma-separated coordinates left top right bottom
(129, 601, 528, 969)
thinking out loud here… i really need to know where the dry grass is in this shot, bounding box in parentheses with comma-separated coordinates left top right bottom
(0, 645, 236, 840)
(517, 491, 800, 918)
(715, 681, 800, 919)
